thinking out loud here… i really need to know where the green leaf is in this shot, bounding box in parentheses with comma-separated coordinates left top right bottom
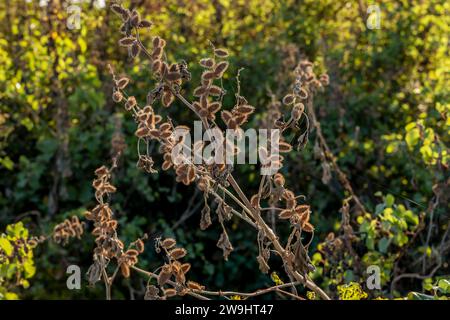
(0, 238, 13, 256)
(366, 237, 375, 251)
(6, 222, 28, 239)
(407, 292, 434, 300)
(0, 156, 14, 170)
(378, 237, 390, 254)
(375, 203, 385, 215)
(405, 126, 420, 149)
(4, 292, 19, 300)
(438, 279, 450, 293)
(23, 260, 36, 279)
(385, 194, 395, 207)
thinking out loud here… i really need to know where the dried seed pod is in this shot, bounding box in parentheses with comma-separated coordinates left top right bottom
(130, 41, 140, 58)
(201, 78, 212, 87)
(162, 159, 172, 171)
(187, 281, 205, 290)
(95, 166, 109, 177)
(250, 194, 260, 208)
(202, 71, 216, 80)
(208, 102, 221, 114)
(152, 47, 163, 60)
(119, 37, 135, 47)
(208, 86, 223, 97)
(273, 173, 285, 187)
(166, 72, 182, 81)
(158, 265, 172, 286)
(111, 4, 127, 16)
(162, 91, 174, 107)
(28, 238, 38, 248)
(193, 86, 207, 97)
(164, 288, 177, 297)
(214, 61, 229, 77)
(199, 94, 209, 109)
(116, 77, 129, 89)
(159, 122, 171, 132)
(291, 103, 304, 120)
(84, 211, 94, 220)
(197, 177, 209, 192)
(120, 263, 130, 278)
(279, 209, 294, 219)
(112, 90, 123, 102)
(198, 108, 209, 118)
(187, 166, 195, 183)
(302, 222, 315, 233)
(296, 204, 310, 215)
(135, 126, 150, 138)
(278, 141, 293, 153)
(234, 114, 248, 126)
(283, 94, 295, 105)
(297, 87, 308, 100)
(326, 232, 335, 242)
(299, 209, 311, 225)
(286, 198, 297, 209)
(161, 238, 177, 249)
(126, 96, 137, 109)
(138, 20, 152, 28)
(199, 58, 214, 68)
(136, 239, 145, 253)
(221, 110, 232, 123)
(152, 59, 162, 73)
(130, 10, 140, 27)
(169, 248, 187, 260)
(226, 118, 237, 130)
(126, 249, 139, 257)
(214, 48, 229, 57)
(92, 227, 102, 236)
(152, 36, 162, 48)
(282, 189, 295, 200)
(180, 263, 191, 274)
(235, 105, 255, 115)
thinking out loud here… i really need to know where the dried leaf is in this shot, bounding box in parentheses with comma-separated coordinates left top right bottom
(200, 205, 212, 230)
(216, 231, 233, 261)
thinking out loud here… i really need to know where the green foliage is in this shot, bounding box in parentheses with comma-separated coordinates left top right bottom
(0, 222, 37, 300)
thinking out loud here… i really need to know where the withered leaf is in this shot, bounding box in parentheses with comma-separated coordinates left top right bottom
(216, 231, 233, 261)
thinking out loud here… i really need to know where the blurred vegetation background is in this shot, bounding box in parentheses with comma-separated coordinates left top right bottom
(0, 0, 448, 299)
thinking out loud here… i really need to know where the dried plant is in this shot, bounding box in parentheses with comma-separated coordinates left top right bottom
(76, 3, 339, 300)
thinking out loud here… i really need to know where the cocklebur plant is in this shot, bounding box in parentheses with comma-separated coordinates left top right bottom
(89, 2, 334, 300)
